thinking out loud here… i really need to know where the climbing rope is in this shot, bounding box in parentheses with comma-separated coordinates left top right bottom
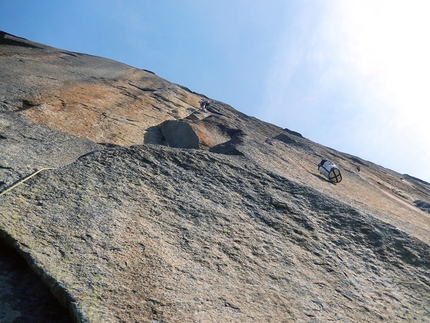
(0, 167, 54, 197)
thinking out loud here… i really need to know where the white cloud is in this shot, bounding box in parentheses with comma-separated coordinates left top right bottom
(262, 0, 430, 181)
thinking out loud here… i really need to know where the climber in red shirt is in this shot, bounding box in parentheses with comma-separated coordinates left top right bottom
(199, 100, 210, 112)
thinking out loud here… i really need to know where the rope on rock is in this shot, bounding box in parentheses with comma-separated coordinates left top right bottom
(0, 167, 54, 197)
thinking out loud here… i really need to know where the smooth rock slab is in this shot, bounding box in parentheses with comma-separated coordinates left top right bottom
(1, 144, 429, 322)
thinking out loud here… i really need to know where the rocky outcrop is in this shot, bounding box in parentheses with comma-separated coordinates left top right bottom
(1, 31, 430, 322)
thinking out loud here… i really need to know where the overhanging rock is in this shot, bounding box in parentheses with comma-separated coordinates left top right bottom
(160, 120, 200, 148)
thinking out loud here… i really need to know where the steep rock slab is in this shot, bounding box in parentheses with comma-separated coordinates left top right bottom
(2, 30, 430, 323)
(210, 134, 430, 245)
(258, 136, 430, 244)
(17, 71, 202, 146)
(1, 145, 429, 322)
(0, 31, 204, 146)
(0, 112, 101, 193)
(0, 30, 300, 153)
(0, 31, 134, 110)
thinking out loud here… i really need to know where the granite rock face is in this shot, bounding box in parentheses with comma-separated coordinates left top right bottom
(0, 243, 72, 322)
(1, 31, 430, 322)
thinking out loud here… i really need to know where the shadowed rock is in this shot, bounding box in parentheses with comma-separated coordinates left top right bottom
(414, 200, 430, 214)
(0, 242, 72, 322)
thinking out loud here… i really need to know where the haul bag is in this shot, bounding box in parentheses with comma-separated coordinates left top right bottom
(318, 159, 342, 183)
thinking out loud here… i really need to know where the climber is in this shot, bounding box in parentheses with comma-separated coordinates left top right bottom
(318, 159, 342, 183)
(199, 100, 210, 112)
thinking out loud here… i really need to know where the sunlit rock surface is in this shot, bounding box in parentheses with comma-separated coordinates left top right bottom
(1, 31, 429, 323)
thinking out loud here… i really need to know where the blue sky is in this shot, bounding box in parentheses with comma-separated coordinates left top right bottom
(2, 1, 430, 182)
